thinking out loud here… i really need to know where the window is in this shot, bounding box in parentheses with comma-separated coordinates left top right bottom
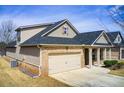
(114, 35, 122, 44)
(118, 36, 121, 42)
(63, 26, 68, 35)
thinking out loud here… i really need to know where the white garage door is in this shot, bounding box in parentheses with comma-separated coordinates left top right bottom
(48, 53, 81, 74)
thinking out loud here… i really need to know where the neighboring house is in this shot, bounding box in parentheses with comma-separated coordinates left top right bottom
(6, 19, 124, 76)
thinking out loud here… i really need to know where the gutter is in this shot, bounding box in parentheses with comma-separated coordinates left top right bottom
(21, 43, 114, 48)
(20, 44, 85, 47)
(39, 44, 85, 47)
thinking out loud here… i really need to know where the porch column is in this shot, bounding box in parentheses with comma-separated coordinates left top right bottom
(97, 48, 100, 66)
(42, 49, 48, 77)
(109, 48, 111, 60)
(89, 48, 92, 68)
(103, 48, 107, 60)
(81, 48, 85, 68)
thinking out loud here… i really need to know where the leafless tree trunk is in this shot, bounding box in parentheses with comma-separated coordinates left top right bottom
(0, 20, 16, 44)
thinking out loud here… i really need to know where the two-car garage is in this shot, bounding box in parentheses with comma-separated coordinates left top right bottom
(48, 52, 81, 74)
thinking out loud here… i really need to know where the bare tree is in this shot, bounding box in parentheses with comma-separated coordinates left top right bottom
(108, 5, 124, 29)
(0, 20, 16, 44)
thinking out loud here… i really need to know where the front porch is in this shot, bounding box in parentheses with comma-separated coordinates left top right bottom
(84, 47, 112, 68)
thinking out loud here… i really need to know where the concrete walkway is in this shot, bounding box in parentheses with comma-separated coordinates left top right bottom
(50, 67, 124, 87)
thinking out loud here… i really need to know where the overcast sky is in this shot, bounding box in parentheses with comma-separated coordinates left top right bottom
(0, 5, 122, 33)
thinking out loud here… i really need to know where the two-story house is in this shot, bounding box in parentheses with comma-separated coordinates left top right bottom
(6, 19, 124, 77)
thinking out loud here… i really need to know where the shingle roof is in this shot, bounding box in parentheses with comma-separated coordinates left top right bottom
(21, 36, 81, 46)
(18, 19, 121, 46)
(37, 19, 66, 36)
(21, 30, 112, 46)
(21, 19, 81, 46)
(74, 30, 103, 45)
(106, 31, 120, 43)
(106, 31, 124, 46)
(15, 23, 53, 31)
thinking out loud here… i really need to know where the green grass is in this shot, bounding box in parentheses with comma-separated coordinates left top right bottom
(0, 57, 69, 87)
(109, 60, 124, 77)
(109, 69, 124, 77)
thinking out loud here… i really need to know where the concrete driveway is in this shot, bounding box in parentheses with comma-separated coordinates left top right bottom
(49, 67, 124, 87)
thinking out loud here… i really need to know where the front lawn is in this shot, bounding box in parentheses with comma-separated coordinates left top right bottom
(106, 60, 124, 77)
(0, 57, 69, 87)
(109, 69, 124, 77)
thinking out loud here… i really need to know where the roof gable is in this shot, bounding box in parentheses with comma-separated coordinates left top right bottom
(93, 32, 112, 45)
(114, 33, 122, 43)
(42, 19, 79, 36)
(47, 22, 77, 38)
(95, 34, 108, 44)
(107, 32, 121, 43)
(92, 32, 112, 45)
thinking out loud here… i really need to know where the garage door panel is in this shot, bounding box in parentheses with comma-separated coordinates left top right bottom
(49, 53, 81, 74)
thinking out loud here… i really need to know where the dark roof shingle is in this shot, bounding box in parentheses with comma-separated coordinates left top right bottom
(74, 30, 103, 45)
(37, 19, 66, 36)
(106, 31, 124, 46)
(21, 36, 81, 46)
(106, 31, 120, 43)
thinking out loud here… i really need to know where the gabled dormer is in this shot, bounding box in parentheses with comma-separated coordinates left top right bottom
(114, 33, 122, 44)
(107, 31, 123, 44)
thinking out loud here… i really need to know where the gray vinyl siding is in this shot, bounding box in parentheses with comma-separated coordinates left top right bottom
(18, 46, 40, 66)
(6, 46, 40, 66)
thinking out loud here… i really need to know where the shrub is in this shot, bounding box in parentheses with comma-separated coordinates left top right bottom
(104, 60, 118, 67)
